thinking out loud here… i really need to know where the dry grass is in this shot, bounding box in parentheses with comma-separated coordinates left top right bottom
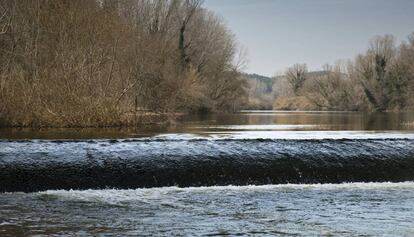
(273, 96, 319, 111)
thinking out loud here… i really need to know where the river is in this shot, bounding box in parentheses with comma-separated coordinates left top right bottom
(0, 111, 413, 236)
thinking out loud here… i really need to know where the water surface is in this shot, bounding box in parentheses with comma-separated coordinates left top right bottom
(1, 111, 414, 236)
(1, 183, 414, 236)
(1, 110, 413, 139)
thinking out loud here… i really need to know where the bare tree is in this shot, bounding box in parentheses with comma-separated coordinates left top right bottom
(303, 64, 361, 110)
(0, 0, 247, 127)
(178, 0, 203, 70)
(355, 35, 396, 111)
(286, 64, 307, 95)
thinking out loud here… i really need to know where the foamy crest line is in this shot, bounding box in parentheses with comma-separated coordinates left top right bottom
(192, 124, 320, 130)
(39, 182, 414, 204)
(153, 131, 414, 140)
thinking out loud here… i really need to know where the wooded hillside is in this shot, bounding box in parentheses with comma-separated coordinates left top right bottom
(0, 0, 247, 127)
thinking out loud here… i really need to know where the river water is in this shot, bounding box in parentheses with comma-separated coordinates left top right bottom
(1, 111, 414, 236)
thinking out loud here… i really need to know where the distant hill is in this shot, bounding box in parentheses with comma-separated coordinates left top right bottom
(243, 73, 273, 82)
(274, 71, 330, 80)
(243, 73, 274, 93)
(306, 71, 331, 77)
(243, 71, 333, 110)
(244, 71, 331, 91)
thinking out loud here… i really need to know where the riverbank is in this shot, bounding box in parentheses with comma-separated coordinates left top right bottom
(0, 111, 184, 129)
(272, 96, 414, 112)
(272, 96, 318, 111)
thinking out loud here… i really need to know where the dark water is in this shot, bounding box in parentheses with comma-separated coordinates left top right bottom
(1, 139, 414, 192)
(1, 111, 414, 236)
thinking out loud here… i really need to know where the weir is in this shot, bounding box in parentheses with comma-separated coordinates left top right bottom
(0, 138, 413, 192)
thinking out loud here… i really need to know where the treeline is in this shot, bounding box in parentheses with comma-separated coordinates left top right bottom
(273, 34, 414, 111)
(0, 0, 247, 127)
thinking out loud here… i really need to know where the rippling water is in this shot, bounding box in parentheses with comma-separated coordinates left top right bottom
(1, 111, 414, 236)
(1, 183, 414, 236)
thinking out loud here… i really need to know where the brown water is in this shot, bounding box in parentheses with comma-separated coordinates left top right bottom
(1, 110, 414, 139)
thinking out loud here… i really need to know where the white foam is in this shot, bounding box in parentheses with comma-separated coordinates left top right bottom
(193, 124, 320, 130)
(150, 131, 414, 140)
(39, 182, 414, 204)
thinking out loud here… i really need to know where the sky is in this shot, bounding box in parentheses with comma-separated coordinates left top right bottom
(203, 0, 414, 77)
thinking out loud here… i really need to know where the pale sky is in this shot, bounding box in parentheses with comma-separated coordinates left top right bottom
(203, 0, 414, 77)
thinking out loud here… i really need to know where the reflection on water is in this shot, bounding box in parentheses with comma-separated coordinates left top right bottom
(187, 111, 414, 131)
(0, 111, 414, 139)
